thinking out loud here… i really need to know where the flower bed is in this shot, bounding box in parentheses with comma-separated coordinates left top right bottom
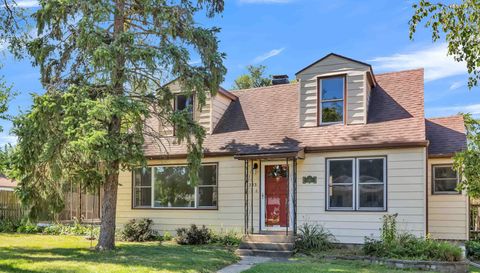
(323, 255, 468, 273)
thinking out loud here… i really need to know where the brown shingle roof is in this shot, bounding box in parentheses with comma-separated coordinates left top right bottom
(144, 68, 435, 157)
(426, 115, 466, 157)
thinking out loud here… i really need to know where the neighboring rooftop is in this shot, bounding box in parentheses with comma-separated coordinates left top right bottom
(0, 174, 16, 189)
(426, 115, 467, 157)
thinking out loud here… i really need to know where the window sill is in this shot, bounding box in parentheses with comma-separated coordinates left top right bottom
(432, 192, 461, 195)
(325, 209, 387, 212)
(132, 207, 218, 211)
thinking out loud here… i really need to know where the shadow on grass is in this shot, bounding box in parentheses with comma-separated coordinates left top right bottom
(0, 243, 238, 273)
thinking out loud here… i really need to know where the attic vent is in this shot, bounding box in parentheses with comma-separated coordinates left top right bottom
(272, 75, 289, 85)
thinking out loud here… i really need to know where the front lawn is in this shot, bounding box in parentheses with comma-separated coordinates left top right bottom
(0, 233, 238, 273)
(243, 258, 442, 273)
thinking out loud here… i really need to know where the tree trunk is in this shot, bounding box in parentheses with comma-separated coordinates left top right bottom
(96, 0, 125, 251)
(96, 166, 119, 250)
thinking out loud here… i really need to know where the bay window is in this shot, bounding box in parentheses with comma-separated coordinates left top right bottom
(133, 164, 218, 209)
(319, 76, 345, 124)
(327, 157, 386, 211)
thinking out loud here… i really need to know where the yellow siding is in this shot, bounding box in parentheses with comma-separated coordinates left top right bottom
(117, 148, 431, 243)
(297, 148, 427, 244)
(427, 157, 468, 240)
(297, 55, 370, 127)
(116, 157, 244, 234)
(211, 94, 231, 133)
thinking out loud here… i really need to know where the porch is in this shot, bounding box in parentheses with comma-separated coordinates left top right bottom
(235, 149, 304, 236)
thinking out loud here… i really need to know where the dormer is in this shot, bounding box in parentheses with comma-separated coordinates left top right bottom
(295, 53, 376, 127)
(162, 80, 237, 135)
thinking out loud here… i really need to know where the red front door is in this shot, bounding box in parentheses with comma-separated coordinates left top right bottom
(265, 165, 288, 228)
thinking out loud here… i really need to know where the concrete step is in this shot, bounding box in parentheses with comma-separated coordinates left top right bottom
(244, 234, 294, 243)
(235, 248, 293, 258)
(239, 241, 294, 251)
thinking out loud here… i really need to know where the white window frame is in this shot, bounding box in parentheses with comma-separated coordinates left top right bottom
(133, 168, 153, 208)
(356, 157, 387, 211)
(133, 163, 218, 209)
(326, 157, 387, 211)
(432, 164, 460, 195)
(318, 76, 345, 125)
(326, 158, 355, 210)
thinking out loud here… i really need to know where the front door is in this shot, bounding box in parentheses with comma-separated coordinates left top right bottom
(264, 164, 289, 229)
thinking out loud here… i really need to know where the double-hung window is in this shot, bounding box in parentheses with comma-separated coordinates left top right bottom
(432, 165, 460, 194)
(133, 164, 218, 209)
(327, 157, 386, 211)
(318, 76, 345, 124)
(175, 94, 194, 118)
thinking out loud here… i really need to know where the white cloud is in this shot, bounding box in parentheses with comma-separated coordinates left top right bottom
(238, 0, 291, 3)
(0, 133, 16, 147)
(370, 43, 467, 82)
(449, 81, 465, 90)
(428, 103, 480, 117)
(14, 0, 39, 8)
(252, 47, 285, 64)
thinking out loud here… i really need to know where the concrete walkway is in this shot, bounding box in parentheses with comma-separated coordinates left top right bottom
(217, 256, 289, 273)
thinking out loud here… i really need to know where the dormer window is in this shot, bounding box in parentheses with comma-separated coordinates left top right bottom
(174, 94, 194, 118)
(318, 76, 345, 125)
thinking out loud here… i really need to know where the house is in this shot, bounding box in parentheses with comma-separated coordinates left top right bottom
(116, 53, 468, 244)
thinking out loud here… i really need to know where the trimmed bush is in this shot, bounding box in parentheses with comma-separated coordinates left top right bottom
(363, 214, 463, 262)
(162, 231, 173, 241)
(295, 222, 336, 253)
(211, 231, 242, 247)
(176, 224, 211, 245)
(120, 218, 159, 242)
(466, 240, 480, 260)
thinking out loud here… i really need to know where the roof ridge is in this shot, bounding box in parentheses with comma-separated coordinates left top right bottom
(229, 82, 299, 93)
(426, 114, 464, 121)
(376, 68, 424, 76)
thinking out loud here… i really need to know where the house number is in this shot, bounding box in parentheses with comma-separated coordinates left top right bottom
(302, 175, 317, 184)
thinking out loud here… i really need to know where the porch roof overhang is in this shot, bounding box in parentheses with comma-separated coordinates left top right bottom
(233, 148, 305, 160)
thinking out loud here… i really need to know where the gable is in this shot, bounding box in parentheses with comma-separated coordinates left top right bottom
(296, 54, 375, 127)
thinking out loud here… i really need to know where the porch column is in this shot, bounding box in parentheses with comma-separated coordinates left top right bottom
(244, 160, 249, 234)
(293, 158, 298, 235)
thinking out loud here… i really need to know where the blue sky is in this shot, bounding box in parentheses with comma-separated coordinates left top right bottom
(0, 0, 478, 145)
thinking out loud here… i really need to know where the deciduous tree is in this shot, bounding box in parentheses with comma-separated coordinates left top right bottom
(410, 0, 480, 87)
(232, 65, 271, 90)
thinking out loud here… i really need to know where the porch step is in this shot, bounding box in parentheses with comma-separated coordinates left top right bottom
(235, 249, 293, 258)
(239, 241, 294, 251)
(237, 234, 295, 258)
(243, 234, 294, 244)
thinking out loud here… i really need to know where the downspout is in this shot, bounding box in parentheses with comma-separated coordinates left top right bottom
(425, 147, 429, 236)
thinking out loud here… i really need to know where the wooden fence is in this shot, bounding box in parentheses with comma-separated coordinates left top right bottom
(0, 190, 24, 222)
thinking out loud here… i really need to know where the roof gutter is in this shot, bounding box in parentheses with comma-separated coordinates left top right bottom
(305, 141, 429, 153)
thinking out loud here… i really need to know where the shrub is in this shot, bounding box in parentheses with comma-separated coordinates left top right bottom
(162, 231, 173, 241)
(211, 231, 242, 247)
(42, 219, 99, 237)
(16, 222, 43, 234)
(176, 224, 211, 245)
(0, 219, 21, 232)
(466, 240, 480, 260)
(121, 218, 159, 242)
(295, 222, 336, 253)
(363, 214, 463, 262)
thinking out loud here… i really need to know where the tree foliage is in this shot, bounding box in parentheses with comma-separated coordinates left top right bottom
(454, 114, 480, 197)
(232, 65, 271, 90)
(410, 0, 480, 88)
(4, 0, 226, 250)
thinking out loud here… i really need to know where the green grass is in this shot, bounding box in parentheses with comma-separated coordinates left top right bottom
(0, 233, 238, 273)
(243, 258, 443, 273)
